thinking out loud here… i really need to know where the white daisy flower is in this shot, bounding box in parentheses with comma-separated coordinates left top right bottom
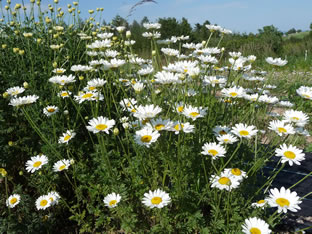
(103, 192, 121, 208)
(221, 86, 246, 98)
(242, 217, 271, 234)
(147, 118, 173, 131)
(135, 127, 160, 148)
(43, 105, 59, 117)
(58, 130, 76, 144)
(170, 122, 195, 134)
(278, 101, 294, 108)
(86, 78, 107, 90)
(275, 144, 305, 166)
(201, 142, 226, 159)
(283, 110, 309, 127)
(36, 195, 52, 210)
(47, 191, 61, 205)
(154, 71, 181, 84)
(143, 22, 161, 30)
(70, 64, 93, 72)
(86, 116, 116, 134)
(74, 91, 103, 104)
(25, 155, 48, 173)
(296, 86, 312, 100)
(142, 189, 171, 209)
(48, 75, 76, 85)
(119, 98, 137, 111)
(231, 123, 258, 139)
(251, 200, 267, 209)
(182, 105, 207, 121)
(174, 101, 185, 114)
(266, 187, 301, 213)
(133, 104, 162, 120)
(217, 134, 238, 144)
(6, 194, 21, 208)
(53, 159, 71, 172)
(6, 86, 25, 97)
(202, 76, 226, 87)
(223, 168, 247, 181)
(9, 95, 39, 107)
(268, 120, 295, 136)
(138, 66, 154, 76)
(213, 125, 231, 136)
(58, 90, 72, 98)
(210, 172, 240, 191)
(52, 68, 66, 74)
(265, 57, 287, 66)
(132, 82, 145, 93)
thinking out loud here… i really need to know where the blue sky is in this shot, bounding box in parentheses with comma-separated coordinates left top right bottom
(4, 0, 312, 33)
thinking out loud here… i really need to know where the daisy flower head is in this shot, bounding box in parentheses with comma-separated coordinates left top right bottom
(9, 95, 39, 107)
(242, 217, 271, 234)
(6, 194, 21, 208)
(210, 172, 240, 191)
(147, 118, 173, 131)
(86, 116, 116, 134)
(201, 142, 226, 160)
(283, 110, 309, 127)
(213, 125, 231, 136)
(36, 195, 52, 210)
(135, 126, 160, 148)
(275, 144, 305, 166)
(132, 82, 145, 93)
(43, 105, 59, 117)
(221, 86, 246, 98)
(103, 192, 121, 208)
(170, 121, 195, 134)
(251, 199, 267, 209)
(47, 191, 61, 206)
(296, 86, 312, 100)
(25, 155, 48, 173)
(133, 104, 162, 120)
(231, 123, 258, 139)
(142, 189, 171, 209)
(266, 187, 301, 213)
(6, 86, 25, 97)
(217, 133, 238, 144)
(223, 168, 247, 181)
(52, 68, 66, 74)
(174, 101, 185, 114)
(86, 78, 107, 91)
(48, 75, 76, 86)
(265, 57, 287, 66)
(268, 120, 295, 136)
(119, 98, 137, 111)
(182, 105, 207, 121)
(58, 130, 76, 144)
(202, 76, 226, 87)
(53, 159, 71, 172)
(58, 90, 72, 99)
(74, 91, 103, 104)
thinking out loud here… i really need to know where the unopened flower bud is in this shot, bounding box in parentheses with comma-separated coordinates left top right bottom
(113, 128, 119, 136)
(23, 82, 29, 88)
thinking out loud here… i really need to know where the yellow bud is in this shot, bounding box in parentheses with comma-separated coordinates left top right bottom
(100, 8, 104, 11)
(8, 141, 13, 146)
(0, 168, 8, 177)
(23, 82, 29, 88)
(53, 34, 59, 39)
(91, 31, 97, 36)
(14, 3, 21, 10)
(96, 8, 100, 12)
(88, 10, 94, 14)
(19, 171, 23, 176)
(152, 50, 156, 56)
(77, 10, 81, 14)
(30, 0, 35, 3)
(36, 0, 41, 6)
(18, 50, 25, 55)
(70, 159, 75, 164)
(10, 21, 14, 26)
(68, 9, 73, 13)
(14, 30, 19, 35)
(12, 11, 17, 16)
(126, 31, 131, 38)
(84, 116, 89, 120)
(113, 128, 119, 136)
(79, 76, 84, 80)
(112, 36, 118, 41)
(52, 62, 58, 68)
(73, 2, 78, 6)
(2, 44, 7, 49)
(57, 7, 61, 12)
(7, 0, 11, 4)
(5, 6, 9, 10)
(37, 38, 42, 44)
(54, 0, 59, 3)
(67, 4, 71, 8)
(13, 47, 19, 53)
(38, 171, 42, 175)
(3, 92, 9, 98)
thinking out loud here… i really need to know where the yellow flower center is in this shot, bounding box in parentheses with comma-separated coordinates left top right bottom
(218, 177, 231, 185)
(257, 200, 265, 204)
(276, 198, 290, 207)
(229, 92, 238, 97)
(109, 200, 117, 206)
(231, 168, 241, 176)
(291, 117, 299, 121)
(89, 86, 96, 91)
(96, 124, 107, 131)
(177, 106, 184, 112)
(131, 109, 136, 113)
(141, 135, 152, 143)
(174, 124, 184, 131)
(59, 165, 66, 171)
(155, 124, 165, 131)
(40, 199, 48, 207)
(303, 94, 310, 99)
(208, 149, 218, 156)
(190, 112, 199, 117)
(184, 69, 188, 73)
(151, 196, 162, 205)
(239, 130, 249, 136)
(47, 108, 55, 113)
(278, 127, 287, 133)
(10, 198, 17, 204)
(82, 93, 93, 99)
(56, 69, 63, 74)
(64, 135, 71, 141)
(61, 92, 69, 97)
(33, 161, 42, 168)
(223, 139, 229, 142)
(250, 227, 261, 234)
(283, 151, 296, 159)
